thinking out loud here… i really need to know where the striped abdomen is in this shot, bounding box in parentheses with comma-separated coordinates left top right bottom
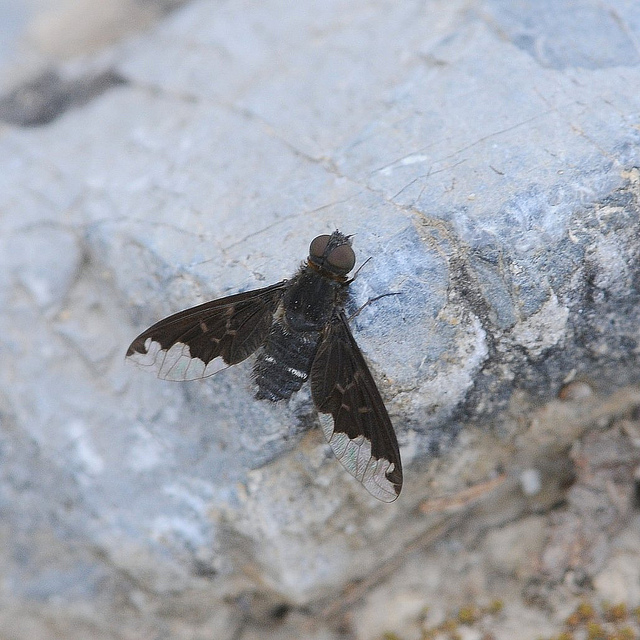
(253, 321, 319, 401)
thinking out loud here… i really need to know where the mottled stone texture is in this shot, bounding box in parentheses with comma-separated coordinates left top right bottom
(1, 0, 640, 638)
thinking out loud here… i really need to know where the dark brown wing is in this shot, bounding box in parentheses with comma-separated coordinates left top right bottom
(126, 281, 286, 381)
(310, 311, 402, 502)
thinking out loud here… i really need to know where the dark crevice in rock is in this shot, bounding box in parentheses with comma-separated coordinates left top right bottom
(136, 0, 193, 15)
(440, 173, 640, 436)
(0, 69, 128, 127)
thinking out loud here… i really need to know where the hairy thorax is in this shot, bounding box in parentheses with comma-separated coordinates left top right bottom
(253, 266, 347, 401)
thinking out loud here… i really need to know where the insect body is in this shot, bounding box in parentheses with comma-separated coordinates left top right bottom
(126, 231, 402, 501)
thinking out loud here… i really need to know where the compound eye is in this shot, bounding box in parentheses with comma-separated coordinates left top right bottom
(309, 235, 331, 259)
(327, 244, 355, 274)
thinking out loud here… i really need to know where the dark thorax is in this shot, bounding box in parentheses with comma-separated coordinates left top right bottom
(253, 261, 348, 402)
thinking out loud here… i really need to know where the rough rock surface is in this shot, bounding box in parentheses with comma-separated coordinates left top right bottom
(1, 0, 640, 638)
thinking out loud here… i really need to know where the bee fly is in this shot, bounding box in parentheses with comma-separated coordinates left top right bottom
(126, 231, 402, 502)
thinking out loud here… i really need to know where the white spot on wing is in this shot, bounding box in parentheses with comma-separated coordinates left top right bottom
(127, 337, 163, 367)
(203, 357, 228, 377)
(127, 338, 227, 380)
(318, 414, 398, 502)
(159, 342, 203, 379)
(329, 430, 349, 457)
(319, 413, 334, 442)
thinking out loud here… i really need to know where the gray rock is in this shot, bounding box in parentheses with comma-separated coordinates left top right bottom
(1, 0, 640, 638)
